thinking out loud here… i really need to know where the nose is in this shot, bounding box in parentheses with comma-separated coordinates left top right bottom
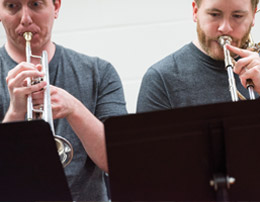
(218, 18, 233, 34)
(20, 7, 33, 27)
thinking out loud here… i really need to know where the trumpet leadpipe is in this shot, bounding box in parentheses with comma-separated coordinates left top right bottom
(218, 36, 239, 102)
(219, 35, 256, 101)
(24, 32, 34, 120)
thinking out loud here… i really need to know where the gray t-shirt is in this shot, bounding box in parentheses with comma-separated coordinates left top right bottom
(0, 44, 127, 201)
(137, 42, 258, 112)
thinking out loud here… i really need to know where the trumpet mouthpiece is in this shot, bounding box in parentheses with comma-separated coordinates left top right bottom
(218, 36, 232, 47)
(23, 32, 33, 42)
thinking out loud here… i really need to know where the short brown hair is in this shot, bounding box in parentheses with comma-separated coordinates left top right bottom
(194, 0, 259, 11)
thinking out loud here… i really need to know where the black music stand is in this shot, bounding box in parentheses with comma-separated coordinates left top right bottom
(105, 100, 260, 201)
(0, 120, 72, 202)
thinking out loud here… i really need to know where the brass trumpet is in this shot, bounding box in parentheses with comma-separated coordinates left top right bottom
(218, 35, 259, 101)
(24, 32, 73, 167)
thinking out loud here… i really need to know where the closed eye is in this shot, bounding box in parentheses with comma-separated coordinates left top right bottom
(233, 14, 243, 18)
(208, 12, 221, 18)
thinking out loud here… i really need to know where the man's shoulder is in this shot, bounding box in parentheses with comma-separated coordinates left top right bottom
(54, 44, 114, 72)
(57, 44, 107, 64)
(149, 43, 193, 74)
(0, 46, 5, 54)
(0, 45, 9, 60)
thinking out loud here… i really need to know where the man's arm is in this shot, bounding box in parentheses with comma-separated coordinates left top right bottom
(49, 63, 127, 173)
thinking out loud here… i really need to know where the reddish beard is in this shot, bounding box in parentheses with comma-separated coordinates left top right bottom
(196, 20, 252, 60)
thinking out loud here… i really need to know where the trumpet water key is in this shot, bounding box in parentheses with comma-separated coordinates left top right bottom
(24, 32, 73, 167)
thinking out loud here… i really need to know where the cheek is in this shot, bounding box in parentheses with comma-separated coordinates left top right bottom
(198, 20, 218, 37)
(200, 26, 216, 40)
(238, 26, 250, 37)
(3, 19, 20, 34)
(206, 23, 219, 36)
(234, 19, 253, 35)
(40, 19, 54, 34)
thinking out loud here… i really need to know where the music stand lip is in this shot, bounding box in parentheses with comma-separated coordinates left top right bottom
(0, 119, 72, 201)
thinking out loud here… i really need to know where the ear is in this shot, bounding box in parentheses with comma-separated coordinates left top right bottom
(192, 1, 198, 22)
(54, 0, 61, 19)
(251, 7, 258, 27)
(252, 17, 255, 27)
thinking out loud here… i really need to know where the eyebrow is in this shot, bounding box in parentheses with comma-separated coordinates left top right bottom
(2, 0, 18, 2)
(2, 0, 20, 5)
(206, 8, 222, 12)
(232, 10, 249, 14)
(206, 8, 249, 14)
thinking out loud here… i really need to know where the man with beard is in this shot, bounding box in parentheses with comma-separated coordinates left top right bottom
(137, 0, 260, 113)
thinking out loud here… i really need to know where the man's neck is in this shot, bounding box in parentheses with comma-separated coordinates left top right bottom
(193, 39, 207, 55)
(5, 41, 56, 65)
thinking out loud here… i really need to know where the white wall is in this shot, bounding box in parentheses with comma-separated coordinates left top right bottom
(0, 0, 260, 113)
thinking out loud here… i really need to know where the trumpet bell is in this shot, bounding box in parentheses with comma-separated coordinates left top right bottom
(55, 136, 74, 167)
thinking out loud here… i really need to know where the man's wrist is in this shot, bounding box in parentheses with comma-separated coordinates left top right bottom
(2, 108, 26, 123)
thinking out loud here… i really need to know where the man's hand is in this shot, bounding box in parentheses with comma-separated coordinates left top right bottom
(226, 44, 260, 94)
(3, 62, 46, 122)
